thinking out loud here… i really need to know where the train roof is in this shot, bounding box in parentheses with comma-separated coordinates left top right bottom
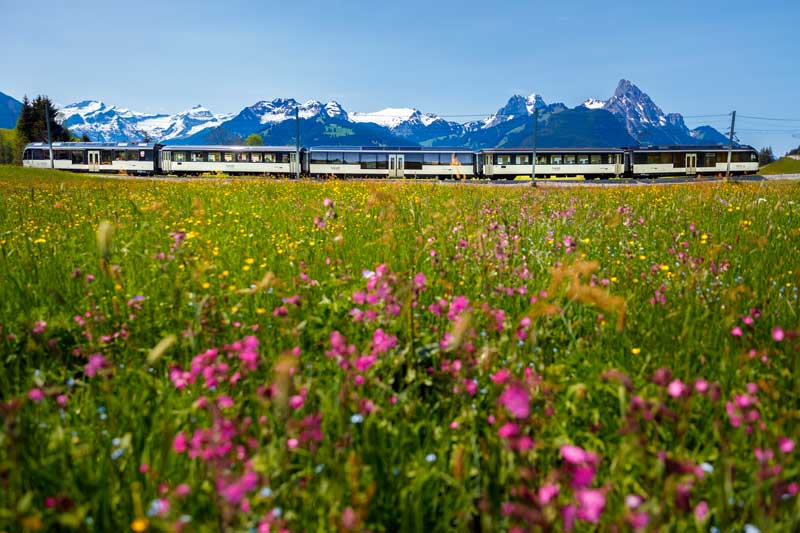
(633, 144, 756, 152)
(163, 145, 298, 151)
(481, 147, 625, 153)
(308, 146, 473, 152)
(25, 142, 158, 150)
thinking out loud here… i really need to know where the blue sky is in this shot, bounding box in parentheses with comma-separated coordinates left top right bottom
(1, 0, 798, 153)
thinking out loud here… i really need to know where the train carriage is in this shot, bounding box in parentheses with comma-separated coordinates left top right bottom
(23, 142, 158, 174)
(158, 145, 301, 176)
(480, 148, 625, 180)
(307, 146, 476, 179)
(630, 146, 759, 177)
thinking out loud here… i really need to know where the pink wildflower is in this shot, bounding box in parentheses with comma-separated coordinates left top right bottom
(499, 382, 530, 419)
(538, 483, 560, 505)
(778, 437, 795, 454)
(772, 326, 785, 342)
(561, 444, 588, 465)
(498, 422, 519, 439)
(575, 488, 605, 523)
(28, 388, 45, 402)
(731, 326, 742, 337)
(32, 321, 47, 335)
(694, 501, 709, 521)
(491, 368, 510, 384)
(667, 379, 685, 398)
(85, 354, 108, 377)
(173, 432, 188, 453)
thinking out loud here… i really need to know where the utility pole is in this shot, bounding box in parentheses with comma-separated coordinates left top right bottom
(531, 107, 538, 185)
(44, 103, 54, 169)
(726, 110, 736, 180)
(295, 107, 300, 180)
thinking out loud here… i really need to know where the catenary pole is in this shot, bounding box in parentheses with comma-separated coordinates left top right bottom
(45, 103, 54, 169)
(295, 107, 300, 180)
(531, 107, 538, 185)
(726, 110, 736, 180)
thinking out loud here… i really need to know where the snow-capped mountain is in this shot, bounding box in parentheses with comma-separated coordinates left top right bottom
(579, 80, 729, 146)
(582, 98, 606, 110)
(350, 108, 464, 143)
(31, 78, 730, 148)
(58, 100, 232, 142)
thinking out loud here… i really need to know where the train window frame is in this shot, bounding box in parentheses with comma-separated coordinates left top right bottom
(173, 151, 187, 163)
(114, 150, 127, 161)
(251, 153, 262, 163)
(71, 150, 85, 164)
(456, 153, 474, 166)
(577, 154, 589, 165)
(564, 154, 577, 165)
(101, 150, 113, 164)
(237, 152, 249, 163)
(360, 153, 377, 169)
(515, 154, 530, 165)
(550, 154, 563, 165)
(191, 152, 204, 162)
(310, 152, 326, 165)
(207, 152, 221, 162)
(327, 152, 344, 165)
(343, 152, 359, 165)
(424, 153, 441, 166)
(223, 152, 234, 163)
(536, 154, 548, 165)
(375, 153, 389, 169)
(590, 154, 602, 164)
(404, 153, 423, 170)
(55, 150, 71, 160)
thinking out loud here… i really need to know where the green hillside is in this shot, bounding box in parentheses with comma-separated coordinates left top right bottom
(760, 157, 800, 175)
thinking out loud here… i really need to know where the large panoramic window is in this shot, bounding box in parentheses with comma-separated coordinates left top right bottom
(55, 150, 71, 160)
(344, 152, 360, 165)
(360, 153, 377, 169)
(455, 153, 474, 165)
(251, 153, 262, 163)
(404, 153, 423, 170)
(550, 154, 563, 165)
(577, 154, 590, 165)
(101, 151, 113, 164)
(515, 154, 530, 165)
(191, 152, 204, 162)
(590, 154, 602, 164)
(237, 152, 249, 162)
(424, 153, 441, 166)
(327, 153, 344, 164)
(224, 153, 234, 162)
(71, 150, 84, 164)
(207, 152, 221, 162)
(375, 154, 389, 169)
(310, 152, 326, 164)
(172, 152, 186, 163)
(564, 154, 577, 164)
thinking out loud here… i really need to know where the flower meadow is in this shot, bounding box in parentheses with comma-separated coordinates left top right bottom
(0, 167, 799, 532)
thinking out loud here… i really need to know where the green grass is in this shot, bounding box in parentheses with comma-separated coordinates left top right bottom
(760, 157, 800, 175)
(0, 167, 799, 531)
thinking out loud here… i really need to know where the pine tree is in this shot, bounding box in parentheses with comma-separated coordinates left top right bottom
(758, 146, 775, 166)
(16, 95, 72, 143)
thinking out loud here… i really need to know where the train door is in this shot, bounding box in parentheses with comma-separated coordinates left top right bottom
(613, 153, 623, 176)
(389, 154, 404, 178)
(88, 151, 100, 172)
(685, 153, 697, 175)
(160, 151, 171, 173)
(483, 154, 494, 178)
(289, 152, 299, 177)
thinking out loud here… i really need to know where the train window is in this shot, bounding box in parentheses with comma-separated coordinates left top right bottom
(327, 153, 344, 164)
(404, 153, 423, 170)
(344, 152, 359, 164)
(237, 152, 249, 162)
(590, 154, 602, 164)
(424, 153, 441, 165)
(251, 153, 262, 163)
(536, 154, 548, 165)
(191, 152, 204, 162)
(55, 150, 70, 160)
(700, 153, 716, 167)
(550, 154, 563, 165)
(223, 153, 234, 162)
(278, 153, 291, 163)
(577, 154, 589, 164)
(72, 151, 85, 164)
(128, 150, 141, 161)
(564, 154, 576, 164)
(310, 152, 326, 164)
(101, 151, 113, 164)
(456, 153, 474, 165)
(360, 153, 377, 169)
(375, 154, 389, 169)
(173, 152, 187, 163)
(114, 150, 127, 161)
(515, 154, 530, 165)
(207, 152, 221, 162)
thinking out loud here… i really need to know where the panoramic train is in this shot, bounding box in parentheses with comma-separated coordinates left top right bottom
(22, 142, 760, 179)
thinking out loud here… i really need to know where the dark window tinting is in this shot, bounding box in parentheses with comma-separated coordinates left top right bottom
(72, 150, 85, 164)
(101, 150, 113, 164)
(55, 150, 71, 160)
(310, 152, 327, 164)
(275, 152, 290, 164)
(344, 152, 359, 165)
(404, 153, 423, 170)
(360, 153, 377, 169)
(327, 153, 344, 164)
(375, 154, 388, 170)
